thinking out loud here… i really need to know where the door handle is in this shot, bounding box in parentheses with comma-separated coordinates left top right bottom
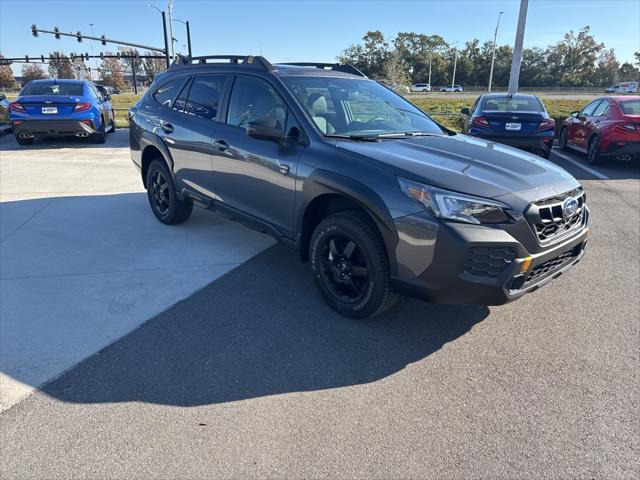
(159, 120, 173, 133)
(213, 139, 229, 152)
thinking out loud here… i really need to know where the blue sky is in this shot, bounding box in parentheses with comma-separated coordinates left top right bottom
(1, 0, 638, 74)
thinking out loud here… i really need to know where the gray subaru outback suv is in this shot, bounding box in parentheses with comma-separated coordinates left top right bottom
(129, 55, 589, 318)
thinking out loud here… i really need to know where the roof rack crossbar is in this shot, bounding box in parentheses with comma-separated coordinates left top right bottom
(170, 55, 274, 71)
(279, 62, 367, 78)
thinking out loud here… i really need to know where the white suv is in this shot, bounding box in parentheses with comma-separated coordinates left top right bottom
(410, 83, 431, 92)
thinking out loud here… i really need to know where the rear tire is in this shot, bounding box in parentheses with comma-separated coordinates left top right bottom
(15, 135, 34, 146)
(107, 112, 115, 133)
(587, 135, 605, 165)
(91, 118, 106, 144)
(145, 159, 193, 225)
(310, 211, 397, 319)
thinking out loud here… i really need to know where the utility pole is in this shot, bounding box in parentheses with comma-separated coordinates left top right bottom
(428, 55, 432, 87)
(161, 11, 170, 67)
(508, 0, 529, 94)
(488, 11, 504, 92)
(167, 0, 175, 61)
(451, 44, 458, 90)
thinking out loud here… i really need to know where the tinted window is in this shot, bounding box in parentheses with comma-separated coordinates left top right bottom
(482, 95, 543, 112)
(619, 99, 640, 115)
(184, 76, 227, 120)
(593, 100, 610, 117)
(21, 82, 84, 96)
(581, 100, 601, 117)
(172, 79, 192, 112)
(227, 76, 286, 130)
(153, 78, 184, 107)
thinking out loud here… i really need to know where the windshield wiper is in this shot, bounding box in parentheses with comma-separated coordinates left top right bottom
(324, 134, 380, 142)
(375, 131, 442, 138)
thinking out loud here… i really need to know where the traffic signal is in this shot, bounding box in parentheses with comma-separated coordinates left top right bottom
(76, 31, 82, 42)
(31, 24, 38, 37)
(41, 55, 45, 62)
(100, 35, 106, 46)
(53, 27, 60, 39)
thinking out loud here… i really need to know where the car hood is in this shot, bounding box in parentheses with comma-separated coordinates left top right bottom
(335, 133, 579, 202)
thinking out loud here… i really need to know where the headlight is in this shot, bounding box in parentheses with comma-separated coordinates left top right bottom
(398, 177, 510, 224)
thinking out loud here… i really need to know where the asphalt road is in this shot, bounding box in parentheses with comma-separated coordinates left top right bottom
(1, 135, 639, 478)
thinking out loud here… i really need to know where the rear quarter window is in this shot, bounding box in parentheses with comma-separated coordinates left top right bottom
(153, 78, 185, 107)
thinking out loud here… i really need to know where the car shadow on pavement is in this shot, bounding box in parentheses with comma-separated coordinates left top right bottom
(39, 244, 489, 407)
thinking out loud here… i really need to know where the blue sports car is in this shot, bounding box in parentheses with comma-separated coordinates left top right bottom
(9, 79, 115, 145)
(461, 93, 555, 158)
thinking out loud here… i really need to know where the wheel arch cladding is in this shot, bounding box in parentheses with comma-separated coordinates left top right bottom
(141, 142, 174, 188)
(298, 169, 398, 273)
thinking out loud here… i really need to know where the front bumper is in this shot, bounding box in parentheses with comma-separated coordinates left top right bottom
(12, 119, 96, 137)
(391, 212, 589, 305)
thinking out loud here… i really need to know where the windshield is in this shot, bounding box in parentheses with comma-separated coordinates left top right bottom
(282, 76, 444, 137)
(619, 99, 640, 115)
(21, 82, 84, 96)
(482, 95, 544, 113)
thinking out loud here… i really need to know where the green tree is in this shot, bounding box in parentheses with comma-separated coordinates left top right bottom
(142, 51, 166, 83)
(0, 53, 17, 89)
(339, 31, 389, 78)
(545, 27, 603, 86)
(595, 49, 620, 86)
(99, 52, 127, 90)
(618, 62, 639, 81)
(48, 52, 74, 79)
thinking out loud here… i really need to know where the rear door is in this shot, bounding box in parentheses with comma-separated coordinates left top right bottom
(154, 75, 230, 198)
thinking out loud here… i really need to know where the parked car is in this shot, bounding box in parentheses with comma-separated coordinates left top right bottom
(9, 79, 115, 145)
(559, 96, 640, 164)
(410, 83, 431, 93)
(440, 85, 463, 92)
(604, 82, 638, 94)
(461, 93, 555, 158)
(0, 93, 10, 132)
(130, 55, 589, 319)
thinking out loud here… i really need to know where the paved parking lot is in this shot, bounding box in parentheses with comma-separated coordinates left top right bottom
(0, 131, 638, 478)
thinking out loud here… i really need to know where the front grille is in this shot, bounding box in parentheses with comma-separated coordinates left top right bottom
(524, 245, 582, 286)
(526, 188, 586, 243)
(464, 246, 516, 278)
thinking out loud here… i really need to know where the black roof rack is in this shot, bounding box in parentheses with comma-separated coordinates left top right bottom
(278, 62, 367, 78)
(170, 55, 275, 71)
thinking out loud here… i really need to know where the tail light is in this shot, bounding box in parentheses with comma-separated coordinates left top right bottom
(74, 102, 91, 112)
(537, 118, 555, 131)
(472, 116, 490, 128)
(9, 102, 25, 113)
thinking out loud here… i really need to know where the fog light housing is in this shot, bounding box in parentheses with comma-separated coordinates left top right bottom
(518, 256, 532, 274)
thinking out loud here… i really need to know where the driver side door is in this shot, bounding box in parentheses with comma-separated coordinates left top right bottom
(211, 75, 305, 239)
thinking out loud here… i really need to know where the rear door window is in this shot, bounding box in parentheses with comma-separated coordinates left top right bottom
(153, 78, 185, 107)
(184, 76, 228, 120)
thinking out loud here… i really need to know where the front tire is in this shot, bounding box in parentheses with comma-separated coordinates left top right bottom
(310, 211, 397, 319)
(145, 159, 193, 225)
(559, 127, 569, 151)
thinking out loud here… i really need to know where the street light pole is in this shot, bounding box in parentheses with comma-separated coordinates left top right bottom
(451, 45, 458, 90)
(174, 19, 192, 57)
(508, 0, 529, 94)
(149, 3, 171, 68)
(488, 11, 503, 92)
(167, 0, 175, 61)
(428, 55, 432, 88)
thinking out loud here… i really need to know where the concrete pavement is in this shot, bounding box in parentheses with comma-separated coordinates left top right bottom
(0, 131, 273, 411)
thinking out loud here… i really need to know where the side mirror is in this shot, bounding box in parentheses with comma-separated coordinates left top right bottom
(460, 107, 470, 116)
(246, 118, 283, 140)
(0, 93, 6, 101)
(104, 94, 111, 101)
(570, 111, 579, 118)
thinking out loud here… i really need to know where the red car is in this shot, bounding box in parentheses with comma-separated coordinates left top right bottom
(559, 96, 640, 164)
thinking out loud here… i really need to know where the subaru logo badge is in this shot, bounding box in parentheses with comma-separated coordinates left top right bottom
(563, 197, 579, 217)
